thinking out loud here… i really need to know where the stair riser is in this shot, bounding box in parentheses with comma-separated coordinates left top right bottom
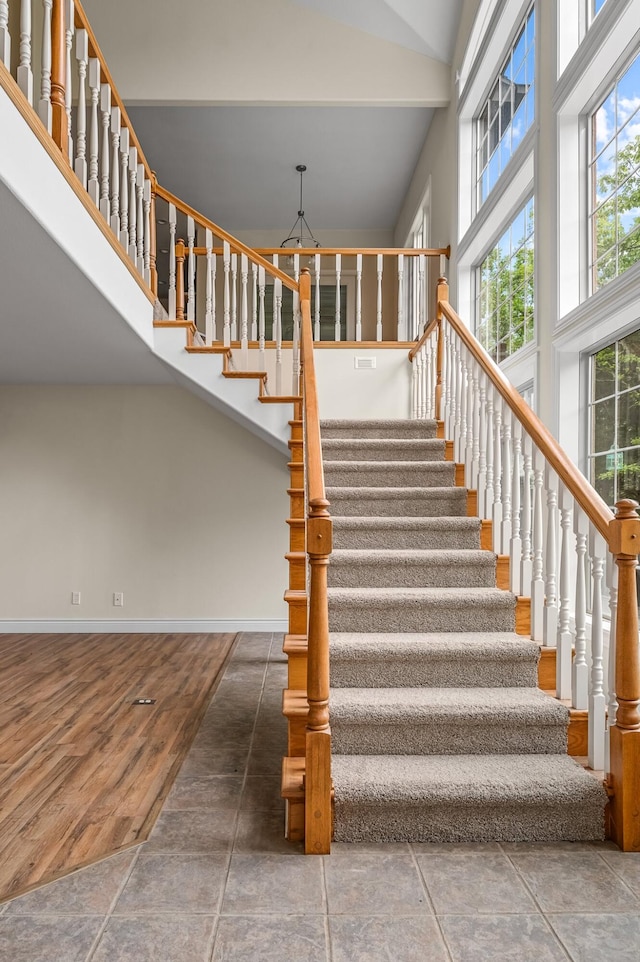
(328, 602, 516, 633)
(328, 560, 496, 589)
(331, 723, 567, 756)
(327, 495, 468, 518)
(332, 527, 481, 551)
(332, 805, 605, 844)
(330, 661, 539, 689)
(324, 464, 455, 487)
(322, 441, 445, 462)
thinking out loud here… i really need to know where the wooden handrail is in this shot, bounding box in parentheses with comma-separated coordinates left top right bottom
(74, 0, 153, 180)
(408, 317, 438, 362)
(439, 299, 613, 541)
(155, 184, 299, 294)
(300, 272, 326, 506)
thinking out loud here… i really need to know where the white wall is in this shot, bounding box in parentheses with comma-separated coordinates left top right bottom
(315, 349, 412, 419)
(0, 386, 289, 629)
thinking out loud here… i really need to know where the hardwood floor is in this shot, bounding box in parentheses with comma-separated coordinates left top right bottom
(0, 632, 236, 902)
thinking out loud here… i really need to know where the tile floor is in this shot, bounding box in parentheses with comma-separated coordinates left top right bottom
(2, 632, 640, 961)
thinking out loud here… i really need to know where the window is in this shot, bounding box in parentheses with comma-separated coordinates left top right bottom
(475, 5, 535, 207)
(592, 0, 608, 19)
(589, 328, 640, 506)
(476, 198, 534, 363)
(590, 50, 640, 292)
(263, 283, 349, 341)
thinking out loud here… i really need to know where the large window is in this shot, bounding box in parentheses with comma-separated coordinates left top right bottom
(476, 198, 534, 363)
(475, 5, 535, 208)
(589, 328, 640, 506)
(590, 50, 640, 292)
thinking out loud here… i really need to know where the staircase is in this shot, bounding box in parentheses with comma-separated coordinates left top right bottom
(320, 417, 607, 843)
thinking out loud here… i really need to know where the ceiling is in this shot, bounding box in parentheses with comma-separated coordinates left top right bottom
(81, 0, 464, 239)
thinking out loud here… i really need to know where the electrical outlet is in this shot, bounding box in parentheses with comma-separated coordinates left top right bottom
(113, 592, 124, 607)
(71, 591, 81, 605)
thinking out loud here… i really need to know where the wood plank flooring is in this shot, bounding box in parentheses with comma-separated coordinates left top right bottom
(0, 632, 236, 902)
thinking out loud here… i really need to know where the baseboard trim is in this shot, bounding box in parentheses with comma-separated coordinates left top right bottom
(0, 619, 288, 634)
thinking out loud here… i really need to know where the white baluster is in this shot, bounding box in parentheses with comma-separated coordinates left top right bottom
(240, 253, 249, 371)
(334, 253, 341, 341)
(230, 253, 238, 341)
(458, 356, 469, 469)
(588, 528, 607, 770)
(500, 413, 512, 555)
(520, 434, 533, 596)
(397, 253, 404, 340)
(492, 397, 503, 554)
(167, 202, 176, 317)
(0, 0, 10, 68)
(355, 253, 362, 342)
(313, 253, 321, 341)
(135, 163, 144, 273)
(222, 241, 231, 347)
(143, 178, 151, 286)
(411, 353, 418, 420)
(204, 228, 214, 343)
(118, 127, 129, 247)
(39, 0, 53, 131)
(99, 84, 111, 222)
(470, 364, 481, 490)
(572, 507, 589, 710)
(543, 466, 559, 646)
(275, 278, 283, 395)
(422, 342, 430, 420)
(292, 253, 300, 395)
(73, 29, 88, 186)
(418, 254, 426, 339)
(109, 105, 121, 236)
(128, 145, 138, 262)
(17, 0, 34, 104)
(65, 0, 74, 158)
(250, 263, 257, 341)
(509, 418, 522, 593)
(484, 383, 495, 520)
(605, 553, 619, 771)
(87, 57, 100, 205)
(186, 216, 195, 322)
(476, 372, 487, 512)
(556, 483, 574, 700)
(451, 336, 461, 458)
(530, 446, 545, 641)
(258, 265, 266, 371)
(376, 253, 383, 341)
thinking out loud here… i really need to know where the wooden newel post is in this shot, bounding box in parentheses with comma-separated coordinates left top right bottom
(305, 498, 332, 854)
(51, 0, 68, 158)
(435, 275, 448, 422)
(175, 239, 186, 321)
(608, 499, 640, 851)
(150, 172, 158, 297)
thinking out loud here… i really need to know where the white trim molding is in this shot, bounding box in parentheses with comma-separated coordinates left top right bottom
(0, 619, 288, 634)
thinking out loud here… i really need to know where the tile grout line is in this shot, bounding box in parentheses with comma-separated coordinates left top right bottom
(409, 844, 455, 962)
(83, 846, 144, 962)
(319, 856, 333, 962)
(500, 848, 575, 961)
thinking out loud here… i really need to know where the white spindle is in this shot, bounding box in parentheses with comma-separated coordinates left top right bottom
(240, 253, 249, 371)
(166, 203, 177, 317)
(250, 263, 258, 341)
(17, 0, 33, 104)
(65, 0, 74, 158)
(143, 178, 151, 286)
(500, 413, 512, 555)
(492, 397, 503, 555)
(99, 84, 111, 222)
(451, 337, 461, 460)
(0, 0, 10, 68)
(334, 253, 341, 341)
(423, 342, 430, 419)
(186, 216, 195, 322)
(39, 0, 52, 131)
(222, 240, 231, 346)
(470, 365, 481, 489)
(87, 58, 100, 205)
(397, 253, 405, 340)
(484, 383, 495, 520)
(109, 105, 121, 236)
(588, 528, 607, 770)
(530, 446, 545, 641)
(73, 29, 88, 186)
(230, 253, 238, 341)
(258, 265, 266, 371)
(204, 228, 214, 342)
(418, 255, 426, 339)
(292, 253, 300, 395)
(275, 277, 283, 395)
(118, 127, 129, 248)
(135, 163, 144, 273)
(520, 434, 533, 596)
(572, 507, 589, 710)
(543, 466, 559, 646)
(355, 253, 362, 342)
(605, 553, 619, 771)
(376, 254, 383, 341)
(314, 253, 321, 341)
(510, 418, 522, 593)
(128, 145, 138, 263)
(411, 353, 419, 419)
(556, 483, 573, 700)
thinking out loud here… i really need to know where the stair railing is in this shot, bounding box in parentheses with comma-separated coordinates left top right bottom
(410, 280, 640, 851)
(299, 267, 332, 854)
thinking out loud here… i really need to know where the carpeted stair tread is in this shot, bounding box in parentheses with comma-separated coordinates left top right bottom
(331, 754, 607, 842)
(328, 549, 496, 589)
(332, 516, 482, 550)
(329, 632, 539, 688)
(322, 438, 445, 462)
(324, 460, 456, 488)
(327, 487, 468, 518)
(328, 587, 516, 633)
(321, 419, 438, 439)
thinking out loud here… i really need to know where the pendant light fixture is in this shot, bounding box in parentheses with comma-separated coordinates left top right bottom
(280, 164, 321, 249)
